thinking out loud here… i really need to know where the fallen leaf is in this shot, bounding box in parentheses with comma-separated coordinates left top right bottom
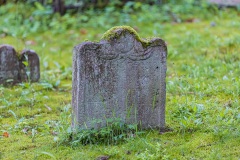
(3, 131, 9, 138)
(185, 18, 200, 23)
(80, 29, 87, 35)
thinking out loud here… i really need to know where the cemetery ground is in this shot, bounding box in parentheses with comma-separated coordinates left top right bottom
(0, 2, 240, 160)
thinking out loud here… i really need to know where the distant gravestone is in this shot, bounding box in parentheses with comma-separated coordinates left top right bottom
(72, 26, 167, 130)
(20, 50, 40, 82)
(0, 44, 40, 84)
(208, 0, 240, 6)
(0, 45, 20, 84)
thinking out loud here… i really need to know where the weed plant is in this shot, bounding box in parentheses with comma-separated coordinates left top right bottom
(67, 118, 141, 146)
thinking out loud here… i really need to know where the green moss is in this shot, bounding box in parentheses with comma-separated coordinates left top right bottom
(101, 26, 140, 41)
(101, 26, 151, 48)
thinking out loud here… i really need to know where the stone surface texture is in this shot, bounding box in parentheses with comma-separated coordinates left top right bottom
(72, 26, 167, 130)
(208, 0, 240, 6)
(0, 44, 40, 84)
(0, 45, 20, 84)
(20, 50, 40, 82)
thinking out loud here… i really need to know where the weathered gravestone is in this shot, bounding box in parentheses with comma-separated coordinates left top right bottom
(20, 49, 40, 82)
(0, 44, 40, 84)
(0, 45, 20, 84)
(208, 0, 240, 7)
(72, 26, 167, 130)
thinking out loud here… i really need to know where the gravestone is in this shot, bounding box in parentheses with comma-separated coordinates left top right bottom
(0, 44, 40, 84)
(72, 26, 167, 130)
(0, 45, 20, 84)
(20, 50, 40, 82)
(208, 0, 240, 6)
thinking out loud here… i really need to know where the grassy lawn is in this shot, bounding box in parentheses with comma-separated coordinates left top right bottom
(0, 2, 240, 160)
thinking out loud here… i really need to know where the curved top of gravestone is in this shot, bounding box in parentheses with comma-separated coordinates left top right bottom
(101, 26, 167, 49)
(74, 26, 167, 61)
(0, 44, 17, 54)
(20, 49, 39, 60)
(20, 49, 37, 55)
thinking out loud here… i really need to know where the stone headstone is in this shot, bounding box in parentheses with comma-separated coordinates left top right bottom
(208, 0, 240, 6)
(72, 26, 167, 130)
(0, 45, 20, 84)
(20, 50, 40, 82)
(0, 44, 40, 84)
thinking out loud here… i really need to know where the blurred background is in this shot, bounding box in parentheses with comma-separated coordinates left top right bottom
(0, 0, 239, 93)
(1, 0, 239, 65)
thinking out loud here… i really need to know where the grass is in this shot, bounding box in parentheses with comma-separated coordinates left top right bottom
(0, 2, 240, 159)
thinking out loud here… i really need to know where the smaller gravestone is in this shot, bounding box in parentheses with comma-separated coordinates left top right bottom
(20, 50, 40, 82)
(208, 0, 240, 7)
(0, 44, 40, 84)
(72, 26, 167, 131)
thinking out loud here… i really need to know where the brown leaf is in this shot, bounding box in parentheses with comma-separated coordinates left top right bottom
(185, 18, 200, 23)
(3, 131, 9, 138)
(80, 29, 88, 35)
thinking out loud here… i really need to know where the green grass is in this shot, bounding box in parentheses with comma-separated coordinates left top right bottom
(0, 2, 240, 160)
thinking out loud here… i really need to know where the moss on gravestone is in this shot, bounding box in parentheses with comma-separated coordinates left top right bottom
(101, 26, 151, 48)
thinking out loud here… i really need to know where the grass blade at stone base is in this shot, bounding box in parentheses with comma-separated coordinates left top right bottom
(37, 151, 56, 160)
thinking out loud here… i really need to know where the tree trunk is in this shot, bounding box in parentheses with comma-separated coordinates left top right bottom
(0, 0, 6, 5)
(53, 0, 65, 15)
